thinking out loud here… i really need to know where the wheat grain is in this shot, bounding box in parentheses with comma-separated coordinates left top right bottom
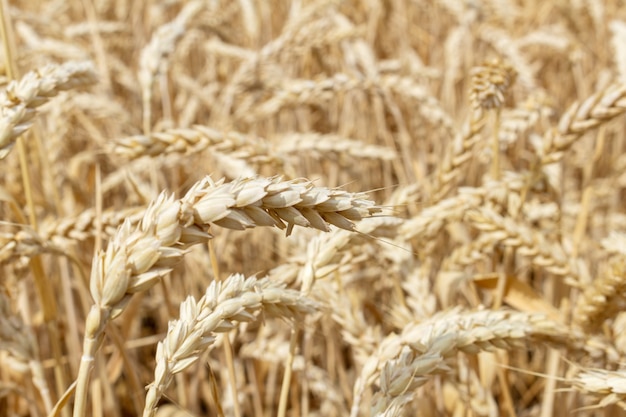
(469, 59, 516, 111)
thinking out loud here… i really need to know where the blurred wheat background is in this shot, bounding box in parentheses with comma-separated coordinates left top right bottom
(2, 0, 626, 416)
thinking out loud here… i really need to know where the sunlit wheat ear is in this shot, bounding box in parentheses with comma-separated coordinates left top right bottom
(73, 175, 380, 417)
(142, 274, 317, 417)
(0, 61, 96, 158)
(351, 308, 570, 417)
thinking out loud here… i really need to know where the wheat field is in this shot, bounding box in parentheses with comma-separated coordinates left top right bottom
(1, 0, 626, 416)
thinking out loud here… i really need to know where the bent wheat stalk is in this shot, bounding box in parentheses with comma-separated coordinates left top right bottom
(72, 175, 380, 417)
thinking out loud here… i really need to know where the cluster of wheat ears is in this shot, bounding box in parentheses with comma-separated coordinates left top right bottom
(2, 0, 626, 416)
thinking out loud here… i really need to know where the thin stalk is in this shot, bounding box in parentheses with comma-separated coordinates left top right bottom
(80, 0, 112, 91)
(572, 126, 605, 259)
(277, 327, 299, 417)
(491, 108, 501, 180)
(495, 352, 517, 417)
(208, 239, 242, 417)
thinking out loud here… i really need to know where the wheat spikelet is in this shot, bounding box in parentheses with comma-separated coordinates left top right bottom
(432, 110, 486, 201)
(275, 133, 397, 161)
(0, 207, 149, 268)
(113, 127, 393, 171)
(40, 206, 145, 245)
(0, 227, 62, 265)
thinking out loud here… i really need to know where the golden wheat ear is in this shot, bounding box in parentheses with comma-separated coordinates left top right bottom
(0, 61, 96, 159)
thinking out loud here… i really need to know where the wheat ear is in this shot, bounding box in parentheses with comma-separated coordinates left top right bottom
(351, 308, 571, 417)
(542, 83, 626, 165)
(143, 273, 317, 417)
(112, 125, 267, 160)
(0, 61, 96, 158)
(72, 175, 380, 417)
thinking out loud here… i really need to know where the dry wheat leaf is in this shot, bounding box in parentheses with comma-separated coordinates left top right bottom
(473, 273, 561, 321)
